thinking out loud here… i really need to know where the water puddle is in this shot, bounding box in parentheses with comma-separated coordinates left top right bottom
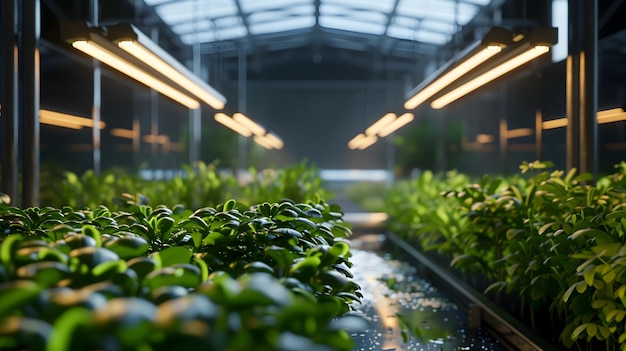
(348, 235, 504, 351)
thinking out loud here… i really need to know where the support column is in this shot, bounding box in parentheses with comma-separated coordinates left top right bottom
(237, 45, 247, 172)
(1, 0, 19, 204)
(567, 0, 598, 176)
(189, 43, 202, 165)
(21, 0, 41, 206)
(90, 0, 101, 175)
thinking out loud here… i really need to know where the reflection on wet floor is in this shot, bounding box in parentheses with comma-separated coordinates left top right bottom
(348, 235, 504, 351)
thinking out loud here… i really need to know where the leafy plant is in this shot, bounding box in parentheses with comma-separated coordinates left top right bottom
(0, 198, 362, 350)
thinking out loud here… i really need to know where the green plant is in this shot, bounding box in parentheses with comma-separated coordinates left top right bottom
(0, 198, 363, 350)
(384, 160, 626, 350)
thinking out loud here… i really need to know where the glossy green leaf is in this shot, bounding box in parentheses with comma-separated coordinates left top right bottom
(153, 246, 191, 267)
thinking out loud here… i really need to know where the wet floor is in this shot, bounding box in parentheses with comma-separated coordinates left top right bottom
(348, 234, 505, 351)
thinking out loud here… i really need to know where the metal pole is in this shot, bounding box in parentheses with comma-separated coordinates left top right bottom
(189, 43, 202, 165)
(1, 0, 19, 204)
(567, 0, 598, 176)
(21, 0, 41, 206)
(237, 45, 247, 173)
(535, 109, 543, 161)
(90, 0, 101, 175)
(150, 28, 160, 170)
(579, 0, 598, 177)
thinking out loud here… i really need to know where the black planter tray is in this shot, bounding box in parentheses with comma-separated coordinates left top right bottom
(383, 232, 559, 351)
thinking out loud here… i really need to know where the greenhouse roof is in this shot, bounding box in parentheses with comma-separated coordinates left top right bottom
(142, 0, 496, 54)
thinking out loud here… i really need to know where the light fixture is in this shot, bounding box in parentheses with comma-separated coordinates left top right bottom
(542, 118, 568, 130)
(39, 109, 105, 130)
(143, 134, 169, 144)
(378, 113, 414, 137)
(505, 128, 534, 139)
(233, 113, 265, 136)
(110, 128, 135, 139)
(541, 107, 625, 130)
(365, 113, 396, 136)
(348, 133, 378, 150)
(264, 132, 284, 149)
(215, 112, 283, 149)
(61, 22, 200, 109)
(431, 27, 557, 109)
(597, 108, 626, 124)
(214, 113, 252, 137)
(108, 23, 226, 110)
(476, 134, 494, 143)
(404, 27, 514, 110)
(348, 112, 415, 150)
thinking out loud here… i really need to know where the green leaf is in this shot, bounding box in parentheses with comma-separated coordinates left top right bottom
(572, 324, 588, 340)
(0, 280, 41, 317)
(153, 246, 191, 267)
(104, 236, 150, 260)
(46, 307, 92, 351)
(223, 199, 237, 211)
(583, 265, 596, 286)
(81, 225, 102, 247)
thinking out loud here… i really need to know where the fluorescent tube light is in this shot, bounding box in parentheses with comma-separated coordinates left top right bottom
(542, 118, 568, 130)
(253, 135, 275, 149)
(378, 113, 414, 137)
(214, 113, 252, 137)
(432, 46, 550, 109)
(348, 133, 368, 150)
(233, 112, 265, 136)
(62, 22, 200, 109)
(431, 27, 557, 109)
(505, 128, 534, 139)
(476, 134, 494, 143)
(39, 109, 105, 129)
(110, 24, 226, 110)
(264, 132, 284, 149)
(110, 128, 135, 139)
(365, 113, 396, 136)
(72, 40, 200, 109)
(404, 27, 513, 110)
(356, 135, 378, 150)
(597, 108, 626, 124)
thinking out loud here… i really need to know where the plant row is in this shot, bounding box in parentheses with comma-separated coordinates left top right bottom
(0, 198, 363, 350)
(38, 160, 330, 210)
(384, 161, 626, 350)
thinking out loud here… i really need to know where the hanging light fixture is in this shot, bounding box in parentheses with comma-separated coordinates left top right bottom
(348, 112, 414, 150)
(39, 109, 105, 130)
(107, 23, 226, 110)
(62, 22, 200, 109)
(214, 113, 252, 137)
(431, 27, 558, 109)
(214, 112, 283, 149)
(378, 113, 414, 137)
(404, 27, 514, 110)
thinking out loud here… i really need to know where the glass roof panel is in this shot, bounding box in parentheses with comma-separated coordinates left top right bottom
(250, 16, 316, 35)
(322, 0, 395, 13)
(319, 16, 386, 35)
(397, 0, 478, 25)
(239, 0, 309, 13)
(144, 0, 491, 46)
(387, 25, 450, 44)
(155, 0, 238, 24)
(320, 5, 388, 24)
(248, 5, 315, 25)
(172, 19, 213, 35)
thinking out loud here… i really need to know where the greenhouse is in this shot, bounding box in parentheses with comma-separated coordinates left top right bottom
(1, 0, 626, 350)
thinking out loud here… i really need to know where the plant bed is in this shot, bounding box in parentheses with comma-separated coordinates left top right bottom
(348, 234, 507, 350)
(383, 232, 558, 351)
(0, 199, 364, 350)
(382, 161, 626, 350)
